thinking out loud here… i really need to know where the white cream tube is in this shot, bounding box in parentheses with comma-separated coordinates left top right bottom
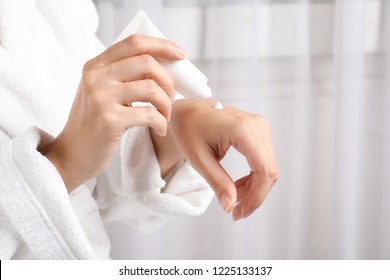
(113, 10, 212, 99)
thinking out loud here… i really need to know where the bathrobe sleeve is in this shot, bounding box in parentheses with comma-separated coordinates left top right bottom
(0, 125, 213, 259)
(0, 127, 107, 259)
(93, 126, 214, 232)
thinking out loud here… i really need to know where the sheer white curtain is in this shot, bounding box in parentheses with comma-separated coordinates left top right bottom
(93, 0, 390, 259)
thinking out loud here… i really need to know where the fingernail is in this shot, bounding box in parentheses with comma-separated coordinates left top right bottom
(233, 211, 241, 222)
(156, 128, 166, 137)
(219, 195, 231, 213)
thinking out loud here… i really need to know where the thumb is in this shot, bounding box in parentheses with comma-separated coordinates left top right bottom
(190, 149, 237, 213)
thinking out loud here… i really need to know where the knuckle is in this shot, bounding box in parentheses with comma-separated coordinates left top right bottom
(236, 114, 270, 134)
(235, 116, 253, 132)
(145, 106, 159, 123)
(235, 116, 248, 128)
(211, 178, 232, 197)
(145, 79, 159, 97)
(80, 71, 108, 108)
(165, 77, 175, 95)
(161, 38, 175, 51)
(139, 54, 156, 67)
(160, 38, 169, 47)
(144, 106, 167, 134)
(213, 177, 230, 189)
(256, 114, 270, 129)
(98, 111, 118, 129)
(81, 69, 107, 94)
(125, 34, 144, 51)
(264, 166, 279, 182)
(81, 70, 98, 91)
(82, 55, 105, 72)
(82, 59, 95, 73)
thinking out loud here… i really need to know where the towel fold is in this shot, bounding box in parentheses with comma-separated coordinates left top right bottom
(0, 128, 98, 259)
(94, 126, 214, 233)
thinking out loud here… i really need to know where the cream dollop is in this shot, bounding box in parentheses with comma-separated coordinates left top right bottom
(213, 101, 224, 110)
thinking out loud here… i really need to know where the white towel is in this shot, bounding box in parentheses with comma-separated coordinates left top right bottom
(0, 0, 213, 259)
(0, 128, 99, 259)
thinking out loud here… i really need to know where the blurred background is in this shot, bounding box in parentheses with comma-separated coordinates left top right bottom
(92, 0, 390, 259)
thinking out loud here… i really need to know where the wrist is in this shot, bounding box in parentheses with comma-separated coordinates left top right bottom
(150, 125, 182, 178)
(38, 139, 79, 193)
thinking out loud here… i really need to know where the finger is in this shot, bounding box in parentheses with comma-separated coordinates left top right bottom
(119, 106, 168, 136)
(231, 115, 277, 175)
(96, 35, 187, 66)
(240, 171, 274, 219)
(107, 55, 175, 101)
(236, 183, 251, 203)
(233, 175, 253, 220)
(188, 148, 237, 213)
(231, 118, 278, 219)
(116, 80, 172, 120)
(234, 171, 253, 188)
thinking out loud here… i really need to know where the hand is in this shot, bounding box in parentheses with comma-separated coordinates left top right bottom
(40, 35, 187, 192)
(169, 99, 278, 221)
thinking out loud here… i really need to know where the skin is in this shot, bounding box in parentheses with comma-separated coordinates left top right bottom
(40, 35, 278, 221)
(167, 99, 278, 220)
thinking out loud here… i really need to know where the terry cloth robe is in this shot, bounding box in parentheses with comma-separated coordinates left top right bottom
(0, 0, 213, 259)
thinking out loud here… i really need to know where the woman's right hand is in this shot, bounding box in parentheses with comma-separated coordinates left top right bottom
(40, 35, 187, 192)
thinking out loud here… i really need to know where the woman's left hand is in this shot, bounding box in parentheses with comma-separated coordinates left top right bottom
(169, 99, 278, 221)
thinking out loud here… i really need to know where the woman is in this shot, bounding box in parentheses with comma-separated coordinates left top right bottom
(0, 0, 278, 259)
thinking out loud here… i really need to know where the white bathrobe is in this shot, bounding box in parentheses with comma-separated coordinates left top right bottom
(0, 0, 213, 259)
